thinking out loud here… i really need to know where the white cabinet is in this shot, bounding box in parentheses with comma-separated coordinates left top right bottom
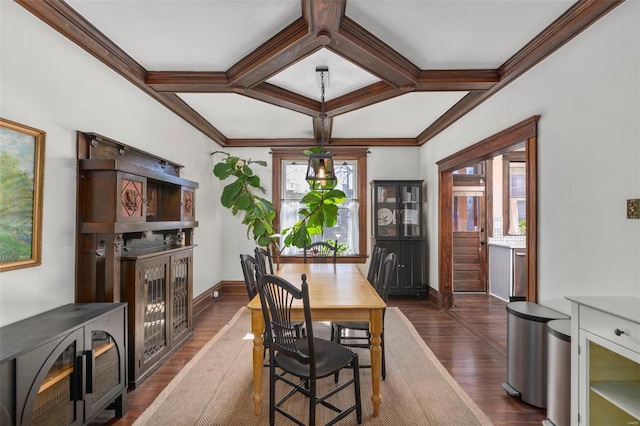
(567, 297, 640, 425)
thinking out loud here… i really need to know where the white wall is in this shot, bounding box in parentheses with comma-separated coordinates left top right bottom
(421, 1, 640, 315)
(0, 1, 225, 325)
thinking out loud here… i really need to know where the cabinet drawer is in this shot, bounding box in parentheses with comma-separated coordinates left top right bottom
(580, 305, 640, 354)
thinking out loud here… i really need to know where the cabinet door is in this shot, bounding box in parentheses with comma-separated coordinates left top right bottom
(399, 183, 422, 238)
(397, 240, 426, 293)
(82, 306, 127, 420)
(373, 183, 399, 239)
(580, 330, 640, 425)
(169, 250, 193, 347)
(137, 256, 170, 378)
(378, 240, 425, 295)
(118, 172, 147, 222)
(17, 330, 84, 426)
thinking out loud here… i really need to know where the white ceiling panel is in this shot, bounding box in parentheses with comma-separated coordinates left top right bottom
(178, 93, 312, 139)
(267, 49, 381, 101)
(346, 0, 573, 69)
(67, 0, 300, 71)
(333, 91, 468, 138)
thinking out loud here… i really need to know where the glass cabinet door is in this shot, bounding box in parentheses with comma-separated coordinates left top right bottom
(374, 183, 398, 238)
(399, 183, 421, 237)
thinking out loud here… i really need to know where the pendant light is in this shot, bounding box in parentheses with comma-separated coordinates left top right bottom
(306, 66, 336, 190)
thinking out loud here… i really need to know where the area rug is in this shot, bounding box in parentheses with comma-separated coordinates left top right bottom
(134, 307, 493, 425)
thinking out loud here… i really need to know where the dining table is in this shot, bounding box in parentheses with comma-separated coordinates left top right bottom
(246, 263, 387, 416)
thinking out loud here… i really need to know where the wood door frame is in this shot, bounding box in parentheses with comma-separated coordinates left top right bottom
(436, 116, 539, 309)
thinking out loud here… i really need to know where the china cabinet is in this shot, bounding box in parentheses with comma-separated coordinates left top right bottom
(370, 180, 426, 297)
(75, 132, 198, 387)
(567, 296, 640, 425)
(0, 303, 127, 426)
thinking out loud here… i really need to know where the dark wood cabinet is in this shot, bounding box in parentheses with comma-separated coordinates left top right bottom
(121, 247, 193, 387)
(0, 303, 127, 426)
(75, 132, 198, 387)
(371, 180, 426, 297)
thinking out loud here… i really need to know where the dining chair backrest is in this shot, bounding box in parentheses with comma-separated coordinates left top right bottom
(239, 254, 260, 301)
(367, 245, 387, 286)
(257, 273, 315, 368)
(376, 252, 397, 303)
(254, 246, 274, 274)
(303, 240, 338, 263)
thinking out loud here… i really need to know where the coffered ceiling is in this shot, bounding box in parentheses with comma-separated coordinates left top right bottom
(16, 0, 623, 147)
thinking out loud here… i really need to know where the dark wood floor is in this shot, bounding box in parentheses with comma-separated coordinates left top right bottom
(100, 292, 546, 425)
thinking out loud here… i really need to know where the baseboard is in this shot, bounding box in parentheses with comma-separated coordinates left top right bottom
(193, 282, 224, 317)
(429, 286, 443, 309)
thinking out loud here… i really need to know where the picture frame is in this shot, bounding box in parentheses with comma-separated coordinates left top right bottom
(0, 118, 46, 272)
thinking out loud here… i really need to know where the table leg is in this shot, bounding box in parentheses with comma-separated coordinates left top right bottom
(251, 309, 264, 415)
(369, 308, 383, 416)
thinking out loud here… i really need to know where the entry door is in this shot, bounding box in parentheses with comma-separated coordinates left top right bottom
(452, 192, 487, 292)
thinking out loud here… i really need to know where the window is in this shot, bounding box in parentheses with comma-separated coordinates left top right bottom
(508, 162, 526, 234)
(502, 151, 527, 235)
(271, 147, 368, 262)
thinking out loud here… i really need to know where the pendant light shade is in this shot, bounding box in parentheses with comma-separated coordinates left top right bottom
(306, 151, 336, 190)
(306, 66, 336, 190)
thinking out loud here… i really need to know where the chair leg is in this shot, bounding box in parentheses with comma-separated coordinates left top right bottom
(269, 357, 276, 426)
(309, 378, 317, 426)
(381, 332, 386, 380)
(334, 325, 342, 383)
(353, 354, 362, 424)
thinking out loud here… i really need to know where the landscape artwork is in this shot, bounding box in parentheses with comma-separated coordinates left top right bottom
(0, 118, 45, 272)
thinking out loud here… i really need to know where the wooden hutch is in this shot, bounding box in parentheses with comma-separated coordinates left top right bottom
(75, 132, 198, 387)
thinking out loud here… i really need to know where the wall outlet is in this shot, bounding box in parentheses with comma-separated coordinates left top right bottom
(212, 290, 220, 299)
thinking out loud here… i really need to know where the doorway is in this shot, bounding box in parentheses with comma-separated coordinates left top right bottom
(436, 116, 539, 309)
(452, 163, 487, 293)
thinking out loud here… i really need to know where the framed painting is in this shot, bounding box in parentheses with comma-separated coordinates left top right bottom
(0, 118, 46, 272)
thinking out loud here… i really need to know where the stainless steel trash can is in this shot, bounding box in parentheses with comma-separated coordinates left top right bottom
(502, 301, 569, 408)
(542, 319, 571, 426)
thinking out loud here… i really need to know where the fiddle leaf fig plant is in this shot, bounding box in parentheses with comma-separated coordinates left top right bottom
(211, 151, 276, 247)
(282, 188, 346, 249)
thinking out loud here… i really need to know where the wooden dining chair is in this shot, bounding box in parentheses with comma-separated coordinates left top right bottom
(239, 254, 260, 300)
(254, 246, 274, 274)
(366, 245, 386, 286)
(303, 240, 338, 263)
(332, 252, 397, 381)
(257, 272, 362, 426)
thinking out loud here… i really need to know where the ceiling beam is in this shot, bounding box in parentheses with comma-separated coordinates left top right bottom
(243, 83, 319, 117)
(416, 70, 499, 91)
(417, 0, 625, 145)
(227, 17, 317, 89)
(302, 0, 346, 33)
(330, 16, 419, 88)
(326, 82, 407, 117)
(146, 72, 231, 93)
(313, 116, 333, 143)
(15, 0, 228, 145)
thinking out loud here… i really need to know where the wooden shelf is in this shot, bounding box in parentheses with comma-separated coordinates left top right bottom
(590, 381, 640, 419)
(38, 365, 73, 394)
(95, 341, 115, 358)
